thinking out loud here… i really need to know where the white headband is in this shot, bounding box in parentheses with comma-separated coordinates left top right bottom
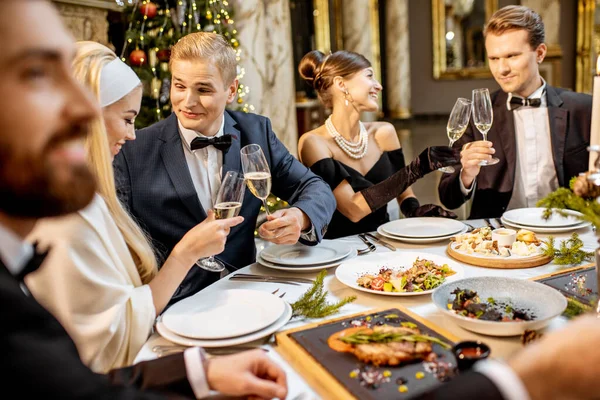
(99, 58, 142, 107)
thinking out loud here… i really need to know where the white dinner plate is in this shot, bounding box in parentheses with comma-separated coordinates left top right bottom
(335, 251, 464, 297)
(256, 249, 358, 272)
(377, 225, 468, 244)
(162, 289, 285, 339)
(500, 216, 591, 234)
(502, 208, 583, 228)
(380, 217, 466, 238)
(157, 301, 293, 347)
(259, 240, 353, 266)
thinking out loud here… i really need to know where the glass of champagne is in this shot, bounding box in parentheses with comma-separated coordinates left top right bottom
(472, 88, 499, 166)
(439, 97, 472, 173)
(196, 170, 245, 272)
(240, 144, 272, 216)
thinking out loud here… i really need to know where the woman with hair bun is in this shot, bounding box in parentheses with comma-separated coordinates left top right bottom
(298, 50, 458, 239)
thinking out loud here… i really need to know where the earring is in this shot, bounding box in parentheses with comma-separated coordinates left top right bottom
(344, 90, 349, 107)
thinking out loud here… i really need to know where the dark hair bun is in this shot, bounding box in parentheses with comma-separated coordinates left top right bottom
(298, 50, 325, 88)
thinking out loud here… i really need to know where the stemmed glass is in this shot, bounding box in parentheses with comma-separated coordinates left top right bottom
(472, 88, 499, 166)
(439, 97, 472, 174)
(240, 144, 272, 216)
(196, 170, 246, 272)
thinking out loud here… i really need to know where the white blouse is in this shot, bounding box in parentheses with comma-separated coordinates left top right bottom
(26, 194, 156, 373)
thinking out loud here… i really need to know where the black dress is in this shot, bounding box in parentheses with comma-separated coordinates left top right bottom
(309, 148, 406, 239)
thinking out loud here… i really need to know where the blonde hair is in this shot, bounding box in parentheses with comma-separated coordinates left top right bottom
(72, 41, 158, 284)
(170, 32, 237, 85)
(484, 5, 545, 49)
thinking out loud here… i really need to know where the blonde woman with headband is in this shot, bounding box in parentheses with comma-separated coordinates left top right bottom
(26, 41, 243, 373)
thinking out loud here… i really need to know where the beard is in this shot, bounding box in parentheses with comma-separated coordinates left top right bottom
(0, 125, 96, 218)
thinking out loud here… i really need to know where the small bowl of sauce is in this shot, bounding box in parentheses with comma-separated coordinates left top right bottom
(452, 340, 491, 371)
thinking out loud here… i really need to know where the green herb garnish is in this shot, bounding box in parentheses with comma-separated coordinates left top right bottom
(290, 270, 356, 318)
(339, 329, 451, 349)
(487, 297, 496, 305)
(401, 322, 418, 329)
(563, 297, 593, 318)
(384, 314, 399, 319)
(542, 233, 594, 266)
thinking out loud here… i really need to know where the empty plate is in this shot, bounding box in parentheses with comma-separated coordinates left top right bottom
(162, 289, 285, 339)
(157, 301, 293, 347)
(380, 218, 466, 238)
(259, 240, 353, 266)
(377, 225, 468, 244)
(257, 249, 358, 272)
(500, 217, 591, 234)
(503, 208, 583, 228)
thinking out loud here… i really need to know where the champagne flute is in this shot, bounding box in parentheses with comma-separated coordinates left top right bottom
(472, 88, 499, 166)
(240, 144, 273, 216)
(439, 97, 472, 173)
(196, 171, 245, 273)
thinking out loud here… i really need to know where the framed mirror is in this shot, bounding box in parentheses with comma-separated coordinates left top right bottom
(432, 0, 498, 79)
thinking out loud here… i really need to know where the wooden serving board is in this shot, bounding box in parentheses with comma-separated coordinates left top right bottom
(531, 263, 597, 305)
(446, 243, 552, 269)
(276, 306, 461, 400)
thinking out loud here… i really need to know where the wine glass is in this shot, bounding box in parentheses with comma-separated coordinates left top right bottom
(439, 97, 472, 174)
(472, 88, 499, 166)
(240, 144, 272, 216)
(196, 170, 245, 273)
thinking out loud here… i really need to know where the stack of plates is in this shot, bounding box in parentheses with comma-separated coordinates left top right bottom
(257, 240, 357, 272)
(500, 208, 591, 233)
(376, 217, 467, 243)
(156, 289, 292, 347)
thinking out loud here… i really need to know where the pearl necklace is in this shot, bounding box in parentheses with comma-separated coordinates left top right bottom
(325, 116, 368, 159)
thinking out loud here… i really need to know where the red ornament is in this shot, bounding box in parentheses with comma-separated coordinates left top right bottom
(139, 2, 157, 18)
(129, 49, 147, 66)
(156, 48, 171, 62)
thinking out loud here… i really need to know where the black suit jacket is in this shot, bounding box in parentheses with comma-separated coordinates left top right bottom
(438, 86, 592, 219)
(114, 111, 336, 303)
(0, 258, 194, 399)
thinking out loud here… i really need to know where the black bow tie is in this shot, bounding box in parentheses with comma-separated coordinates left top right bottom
(15, 243, 48, 282)
(190, 134, 232, 151)
(508, 95, 542, 110)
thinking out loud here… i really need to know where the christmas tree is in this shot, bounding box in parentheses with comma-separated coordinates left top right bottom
(115, 0, 253, 128)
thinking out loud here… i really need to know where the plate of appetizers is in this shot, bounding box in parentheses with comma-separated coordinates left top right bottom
(335, 252, 463, 296)
(276, 306, 460, 400)
(446, 227, 552, 269)
(432, 277, 567, 336)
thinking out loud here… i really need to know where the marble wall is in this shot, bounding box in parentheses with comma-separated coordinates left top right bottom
(385, 0, 411, 119)
(232, 0, 299, 156)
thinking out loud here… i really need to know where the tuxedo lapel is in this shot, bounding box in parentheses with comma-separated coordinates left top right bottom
(159, 114, 206, 221)
(492, 91, 516, 191)
(222, 111, 241, 178)
(546, 86, 568, 186)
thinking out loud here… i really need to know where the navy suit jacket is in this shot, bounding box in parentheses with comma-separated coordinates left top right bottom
(438, 85, 591, 219)
(114, 111, 335, 303)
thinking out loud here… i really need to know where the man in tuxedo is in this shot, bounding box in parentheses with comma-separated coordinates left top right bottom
(0, 1, 287, 398)
(438, 5, 592, 219)
(114, 32, 336, 303)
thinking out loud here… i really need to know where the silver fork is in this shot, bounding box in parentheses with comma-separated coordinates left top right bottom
(358, 234, 376, 255)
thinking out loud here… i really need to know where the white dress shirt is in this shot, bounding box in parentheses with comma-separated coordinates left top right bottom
(506, 81, 558, 210)
(460, 80, 559, 208)
(179, 117, 225, 213)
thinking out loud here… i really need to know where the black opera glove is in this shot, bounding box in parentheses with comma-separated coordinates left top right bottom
(400, 197, 457, 219)
(361, 146, 459, 213)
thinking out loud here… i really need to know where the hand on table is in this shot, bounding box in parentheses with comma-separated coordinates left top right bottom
(206, 349, 288, 400)
(460, 141, 495, 189)
(508, 314, 600, 400)
(258, 207, 310, 245)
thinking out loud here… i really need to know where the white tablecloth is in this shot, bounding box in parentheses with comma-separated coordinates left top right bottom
(135, 220, 598, 399)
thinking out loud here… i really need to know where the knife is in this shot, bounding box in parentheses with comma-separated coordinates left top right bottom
(231, 273, 314, 283)
(363, 232, 396, 251)
(228, 276, 302, 285)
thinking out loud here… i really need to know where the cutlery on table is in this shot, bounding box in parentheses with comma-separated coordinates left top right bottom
(229, 276, 301, 285)
(362, 232, 396, 251)
(230, 273, 314, 284)
(358, 234, 376, 254)
(494, 218, 505, 228)
(483, 218, 495, 229)
(153, 345, 268, 357)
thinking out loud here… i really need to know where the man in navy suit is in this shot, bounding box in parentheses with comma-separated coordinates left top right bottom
(115, 32, 336, 303)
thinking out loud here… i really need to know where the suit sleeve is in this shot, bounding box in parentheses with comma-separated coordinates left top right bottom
(114, 151, 134, 212)
(438, 121, 477, 210)
(264, 118, 336, 243)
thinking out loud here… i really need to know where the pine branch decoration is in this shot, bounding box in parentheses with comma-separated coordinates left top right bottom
(541, 233, 594, 266)
(290, 270, 356, 319)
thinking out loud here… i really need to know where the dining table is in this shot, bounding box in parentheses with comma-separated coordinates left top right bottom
(134, 218, 598, 399)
